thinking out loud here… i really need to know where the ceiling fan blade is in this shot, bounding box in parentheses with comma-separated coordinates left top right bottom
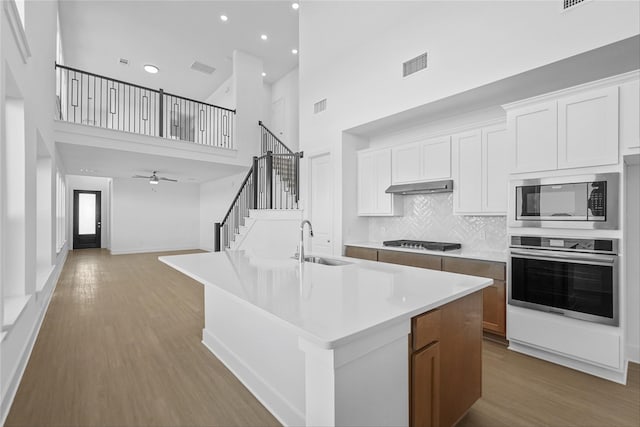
(159, 177, 178, 182)
(132, 175, 151, 179)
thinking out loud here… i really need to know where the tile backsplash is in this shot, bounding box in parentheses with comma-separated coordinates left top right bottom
(369, 193, 507, 253)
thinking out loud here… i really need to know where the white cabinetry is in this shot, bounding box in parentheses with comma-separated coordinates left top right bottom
(558, 87, 619, 169)
(391, 137, 451, 184)
(620, 79, 640, 153)
(357, 148, 402, 216)
(453, 124, 508, 215)
(506, 79, 626, 174)
(508, 101, 557, 173)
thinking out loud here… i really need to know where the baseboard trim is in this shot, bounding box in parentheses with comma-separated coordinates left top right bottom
(109, 246, 198, 255)
(201, 329, 305, 427)
(1, 248, 68, 425)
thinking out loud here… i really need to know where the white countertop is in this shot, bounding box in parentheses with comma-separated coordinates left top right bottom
(160, 250, 492, 349)
(346, 242, 508, 263)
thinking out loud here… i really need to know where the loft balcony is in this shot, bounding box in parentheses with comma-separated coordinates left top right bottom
(54, 63, 247, 167)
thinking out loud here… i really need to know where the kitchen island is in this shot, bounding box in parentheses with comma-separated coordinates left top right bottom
(160, 250, 492, 427)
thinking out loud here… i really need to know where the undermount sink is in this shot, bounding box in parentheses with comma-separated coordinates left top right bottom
(301, 256, 352, 266)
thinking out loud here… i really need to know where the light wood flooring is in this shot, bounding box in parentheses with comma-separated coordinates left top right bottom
(6, 249, 640, 427)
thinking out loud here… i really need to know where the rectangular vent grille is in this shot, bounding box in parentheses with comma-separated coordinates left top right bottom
(190, 61, 216, 75)
(119, 58, 129, 65)
(403, 52, 428, 77)
(563, 0, 586, 9)
(314, 98, 327, 114)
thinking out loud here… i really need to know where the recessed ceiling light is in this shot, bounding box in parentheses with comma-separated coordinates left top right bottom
(292, 3, 299, 10)
(260, 34, 268, 41)
(261, 72, 266, 77)
(144, 64, 159, 74)
(292, 49, 298, 55)
(220, 14, 228, 22)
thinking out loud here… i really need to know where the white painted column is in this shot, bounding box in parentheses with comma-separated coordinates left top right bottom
(299, 320, 410, 427)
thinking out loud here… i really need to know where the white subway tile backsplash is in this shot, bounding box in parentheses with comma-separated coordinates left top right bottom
(369, 193, 507, 253)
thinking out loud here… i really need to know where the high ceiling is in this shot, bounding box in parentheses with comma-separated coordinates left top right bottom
(58, 0, 299, 101)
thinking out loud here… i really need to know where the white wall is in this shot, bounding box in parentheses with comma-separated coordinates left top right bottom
(298, 0, 640, 254)
(199, 171, 249, 251)
(111, 178, 199, 254)
(66, 175, 112, 250)
(1, 0, 68, 423)
(205, 76, 235, 110)
(625, 163, 639, 362)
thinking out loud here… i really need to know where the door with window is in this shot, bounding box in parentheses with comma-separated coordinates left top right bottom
(73, 190, 101, 249)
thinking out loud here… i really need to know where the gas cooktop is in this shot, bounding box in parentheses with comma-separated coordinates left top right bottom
(383, 240, 462, 252)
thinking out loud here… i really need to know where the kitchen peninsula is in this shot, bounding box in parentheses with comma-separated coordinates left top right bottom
(160, 250, 493, 427)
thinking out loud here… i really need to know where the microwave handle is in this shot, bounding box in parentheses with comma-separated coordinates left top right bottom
(510, 249, 617, 265)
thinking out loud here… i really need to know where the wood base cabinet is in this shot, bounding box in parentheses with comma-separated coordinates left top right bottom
(410, 291, 483, 427)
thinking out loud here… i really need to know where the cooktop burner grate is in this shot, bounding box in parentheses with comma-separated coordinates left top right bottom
(382, 240, 462, 251)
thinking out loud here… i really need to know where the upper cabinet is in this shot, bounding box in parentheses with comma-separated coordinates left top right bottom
(620, 79, 640, 154)
(357, 148, 402, 216)
(508, 101, 558, 173)
(557, 87, 619, 169)
(391, 137, 451, 184)
(505, 76, 637, 174)
(453, 124, 508, 215)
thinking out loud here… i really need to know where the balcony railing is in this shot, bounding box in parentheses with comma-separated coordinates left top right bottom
(55, 63, 235, 149)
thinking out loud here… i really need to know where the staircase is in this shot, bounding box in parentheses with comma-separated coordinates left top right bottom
(214, 122, 303, 251)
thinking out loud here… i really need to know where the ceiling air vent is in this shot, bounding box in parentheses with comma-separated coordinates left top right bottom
(314, 98, 327, 114)
(190, 61, 216, 75)
(563, 0, 586, 9)
(118, 58, 129, 65)
(403, 52, 428, 77)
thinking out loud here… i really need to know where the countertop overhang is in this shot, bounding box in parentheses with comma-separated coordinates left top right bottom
(160, 250, 493, 349)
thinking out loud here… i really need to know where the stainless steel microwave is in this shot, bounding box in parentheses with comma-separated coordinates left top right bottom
(510, 173, 619, 229)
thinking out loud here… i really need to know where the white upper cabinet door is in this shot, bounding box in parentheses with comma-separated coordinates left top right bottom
(453, 130, 483, 214)
(620, 80, 640, 151)
(357, 151, 376, 215)
(508, 101, 558, 174)
(558, 86, 619, 169)
(420, 136, 451, 180)
(483, 125, 508, 214)
(391, 142, 421, 184)
(374, 149, 393, 213)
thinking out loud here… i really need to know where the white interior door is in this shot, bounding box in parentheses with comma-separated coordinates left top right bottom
(309, 152, 333, 255)
(270, 97, 286, 141)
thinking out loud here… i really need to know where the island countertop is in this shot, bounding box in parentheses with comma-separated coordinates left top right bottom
(160, 250, 492, 349)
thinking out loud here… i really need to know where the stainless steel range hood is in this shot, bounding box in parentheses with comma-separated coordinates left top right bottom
(385, 180, 453, 195)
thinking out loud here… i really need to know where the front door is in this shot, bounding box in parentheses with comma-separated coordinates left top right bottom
(73, 190, 101, 249)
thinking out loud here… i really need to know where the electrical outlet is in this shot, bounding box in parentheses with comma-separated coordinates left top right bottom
(479, 230, 486, 240)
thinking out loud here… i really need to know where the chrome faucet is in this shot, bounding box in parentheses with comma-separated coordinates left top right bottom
(299, 220, 314, 263)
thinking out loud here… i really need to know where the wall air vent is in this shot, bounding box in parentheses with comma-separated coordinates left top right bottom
(563, 0, 586, 9)
(403, 52, 428, 77)
(314, 98, 327, 114)
(190, 61, 216, 75)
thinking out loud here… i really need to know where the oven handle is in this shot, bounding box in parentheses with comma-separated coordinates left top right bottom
(510, 249, 617, 265)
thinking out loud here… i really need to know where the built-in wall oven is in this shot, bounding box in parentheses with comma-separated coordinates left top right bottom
(510, 173, 619, 229)
(509, 235, 618, 326)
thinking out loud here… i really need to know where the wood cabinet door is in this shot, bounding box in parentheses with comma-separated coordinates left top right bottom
(420, 136, 451, 181)
(411, 342, 440, 427)
(508, 101, 558, 173)
(453, 129, 482, 214)
(392, 142, 421, 184)
(558, 86, 619, 169)
(344, 246, 378, 261)
(482, 280, 506, 337)
(620, 80, 640, 151)
(482, 125, 508, 214)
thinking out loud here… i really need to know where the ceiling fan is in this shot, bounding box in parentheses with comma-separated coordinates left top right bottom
(132, 171, 178, 185)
